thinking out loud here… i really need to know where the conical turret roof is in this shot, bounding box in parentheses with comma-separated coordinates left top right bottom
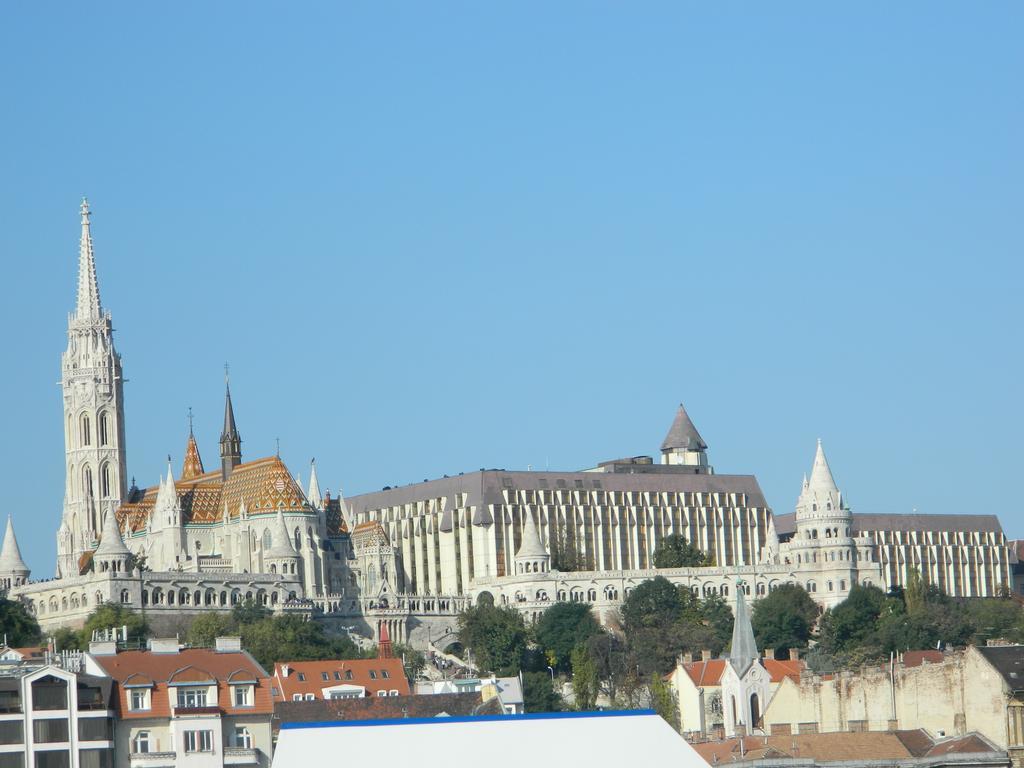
(727, 583, 759, 678)
(515, 510, 547, 559)
(182, 432, 205, 480)
(265, 508, 297, 558)
(307, 459, 322, 508)
(94, 509, 131, 559)
(661, 403, 708, 452)
(807, 439, 838, 494)
(0, 516, 29, 574)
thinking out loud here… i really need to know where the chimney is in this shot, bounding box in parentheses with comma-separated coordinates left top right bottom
(701, 649, 712, 662)
(683, 652, 694, 665)
(789, 648, 801, 662)
(764, 648, 775, 661)
(282, 664, 290, 677)
(215, 636, 241, 653)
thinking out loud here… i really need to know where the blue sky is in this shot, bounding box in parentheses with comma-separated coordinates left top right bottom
(1, 4, 1021, 574)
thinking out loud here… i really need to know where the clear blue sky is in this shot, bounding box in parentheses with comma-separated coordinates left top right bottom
(1, 4, 1021, 575)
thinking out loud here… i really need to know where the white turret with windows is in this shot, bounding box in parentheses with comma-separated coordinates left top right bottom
(0, 516, 30, 591)
(513, 510, 550, 575)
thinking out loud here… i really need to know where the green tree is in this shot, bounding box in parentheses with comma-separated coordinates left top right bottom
(232, 599, 271, 626)
(653, 535, 712, 568)
(81, 603, 148, 646)
(457, 602, 528, 676)
(571, 644, 598, 711)
(0, 599, 42, 647)
(393, 643, 426, 680)
(523, 670, 563, 712)
(51, 627, 82, 652)
(648, 673, 679, 731)
(819, 584, 888, 656)
(535, 602, 602, 673)
(750, 584, 818, 654)
(186, 612, 237, 647)
(240, 614, 361, 671)
(549, 526, 585, 572)
(621, 577, 685, 633)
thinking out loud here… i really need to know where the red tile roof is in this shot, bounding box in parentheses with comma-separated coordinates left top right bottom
(272, 658, 410, 702)
(682, 658, 804, 687)
(90, 647, 272, 719)
(902, 650, 945, 668)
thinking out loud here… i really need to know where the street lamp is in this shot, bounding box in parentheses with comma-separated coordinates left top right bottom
(547, 666, 555, 684)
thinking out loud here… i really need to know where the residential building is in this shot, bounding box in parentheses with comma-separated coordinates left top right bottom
(271, 658, 410, 702)
(414, 677, 524, 714)
(84, 637, 273, 768)
(690, 730, 1010, 768)
(760, 643, 1024, 765)
(0, 660, 114, 768)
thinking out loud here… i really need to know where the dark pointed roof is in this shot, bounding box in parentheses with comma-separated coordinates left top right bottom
(221, 383, 241, 443)
(727, 582, 759, 677)
(661, 403, 707, 452)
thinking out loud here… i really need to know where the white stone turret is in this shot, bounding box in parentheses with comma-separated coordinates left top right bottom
(93, 509, 132, 575)
(514, 510, 549, 575)
(0, 516, 30, 590)
(58, 199, 129, 577)
(264, 508, 301, 576)
(149, 460, 185, 568)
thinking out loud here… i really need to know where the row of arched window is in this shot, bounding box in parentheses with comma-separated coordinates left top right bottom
(71, 412, 113, 448)
(70, 463, 113, 499)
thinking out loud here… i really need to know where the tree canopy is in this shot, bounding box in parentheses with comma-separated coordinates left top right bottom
(750, 584, 818, 654)
(457, 601, 529, 676)
(653, 535, 712, 568)
(534, 602, 602, 672)
(0, 599, 41, 647)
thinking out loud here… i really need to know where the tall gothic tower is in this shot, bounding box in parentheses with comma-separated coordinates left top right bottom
(57, 199, 128, 578)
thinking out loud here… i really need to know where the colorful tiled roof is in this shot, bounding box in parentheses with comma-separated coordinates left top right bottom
(117, 455, 313, 533)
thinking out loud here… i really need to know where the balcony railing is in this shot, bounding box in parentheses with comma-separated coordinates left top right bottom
(224, 747, 259, 764)
(129, 752, 176, 763)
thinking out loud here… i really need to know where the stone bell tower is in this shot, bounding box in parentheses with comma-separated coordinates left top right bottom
(57, 199, 128, 577)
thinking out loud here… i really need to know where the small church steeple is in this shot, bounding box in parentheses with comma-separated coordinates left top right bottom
(219, 369, 242, 480)
(76, 198, 103, 322)
(660, 403, 711, 472)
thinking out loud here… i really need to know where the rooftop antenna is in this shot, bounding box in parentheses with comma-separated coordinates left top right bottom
(276, 437, 280, 457)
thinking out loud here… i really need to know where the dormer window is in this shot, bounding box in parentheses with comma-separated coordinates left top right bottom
(129, 689, 150, 711)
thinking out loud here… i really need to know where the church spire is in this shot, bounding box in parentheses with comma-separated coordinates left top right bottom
(75, 198, 102, 321)
(727, 582, 759, 677)
(307, 459, 322, 508)
(219, 370, 242, 480)
(807, 439, 838, 494)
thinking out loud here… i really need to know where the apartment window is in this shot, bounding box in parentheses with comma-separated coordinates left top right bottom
(77, 750, 113, 768)
(381, 670, 390, 679)
(232, 727, 252, 749)
(389, 690, 399, 696)
(129, 689, 149, 711)
(292, 694, 302, 701)
(177, 687, 207, 709)
(34, 753, 69, 768)
(368, 671, 377, 680)
(344, 670, 353, 680)
(304, 693, 315, 701)
(183, 730, 213, 753)
(333, 671, 341, 681)
(376, 690, 386, 697)
(77, 717, 113, 741)
(132, 731, 150, 754)
(0, 690, 21, 713)
(232, 685, 250, 707)
(33, 718, 70, 743)
(0, 720, 23, 744)
(321, 672, 329, 682)
(0, 753, 24, 768)
(32, 676, 69, 710)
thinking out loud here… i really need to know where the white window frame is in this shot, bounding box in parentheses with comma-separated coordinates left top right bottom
(232, 685, 251, 707)
(178, 687, 208, 709)
(184, 729, 213, 753)
(233, 726, 253, 749)
(129, 688, 150, 711)
(133, 730, 151, 754)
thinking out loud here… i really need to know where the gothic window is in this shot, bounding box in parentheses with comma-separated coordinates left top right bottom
(120, 589, 130, 603)
(99, 412, 110, 446)
(81, 414, 92, 446)
(294, 528, 301, 551)
(83, 466, 94, 498)
(100, 464, 111, 498)
(262, 529, 272, 550)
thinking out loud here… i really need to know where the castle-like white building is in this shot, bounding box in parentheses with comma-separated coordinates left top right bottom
(2, 202, 1014, 645)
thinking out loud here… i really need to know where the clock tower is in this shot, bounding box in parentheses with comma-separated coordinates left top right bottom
(57, 200, 129, 577)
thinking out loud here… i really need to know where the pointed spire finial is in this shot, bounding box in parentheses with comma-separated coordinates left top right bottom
(727, 581, 759, 677)
(187, 407, 194, 436)
(75, 197, 103, 321)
